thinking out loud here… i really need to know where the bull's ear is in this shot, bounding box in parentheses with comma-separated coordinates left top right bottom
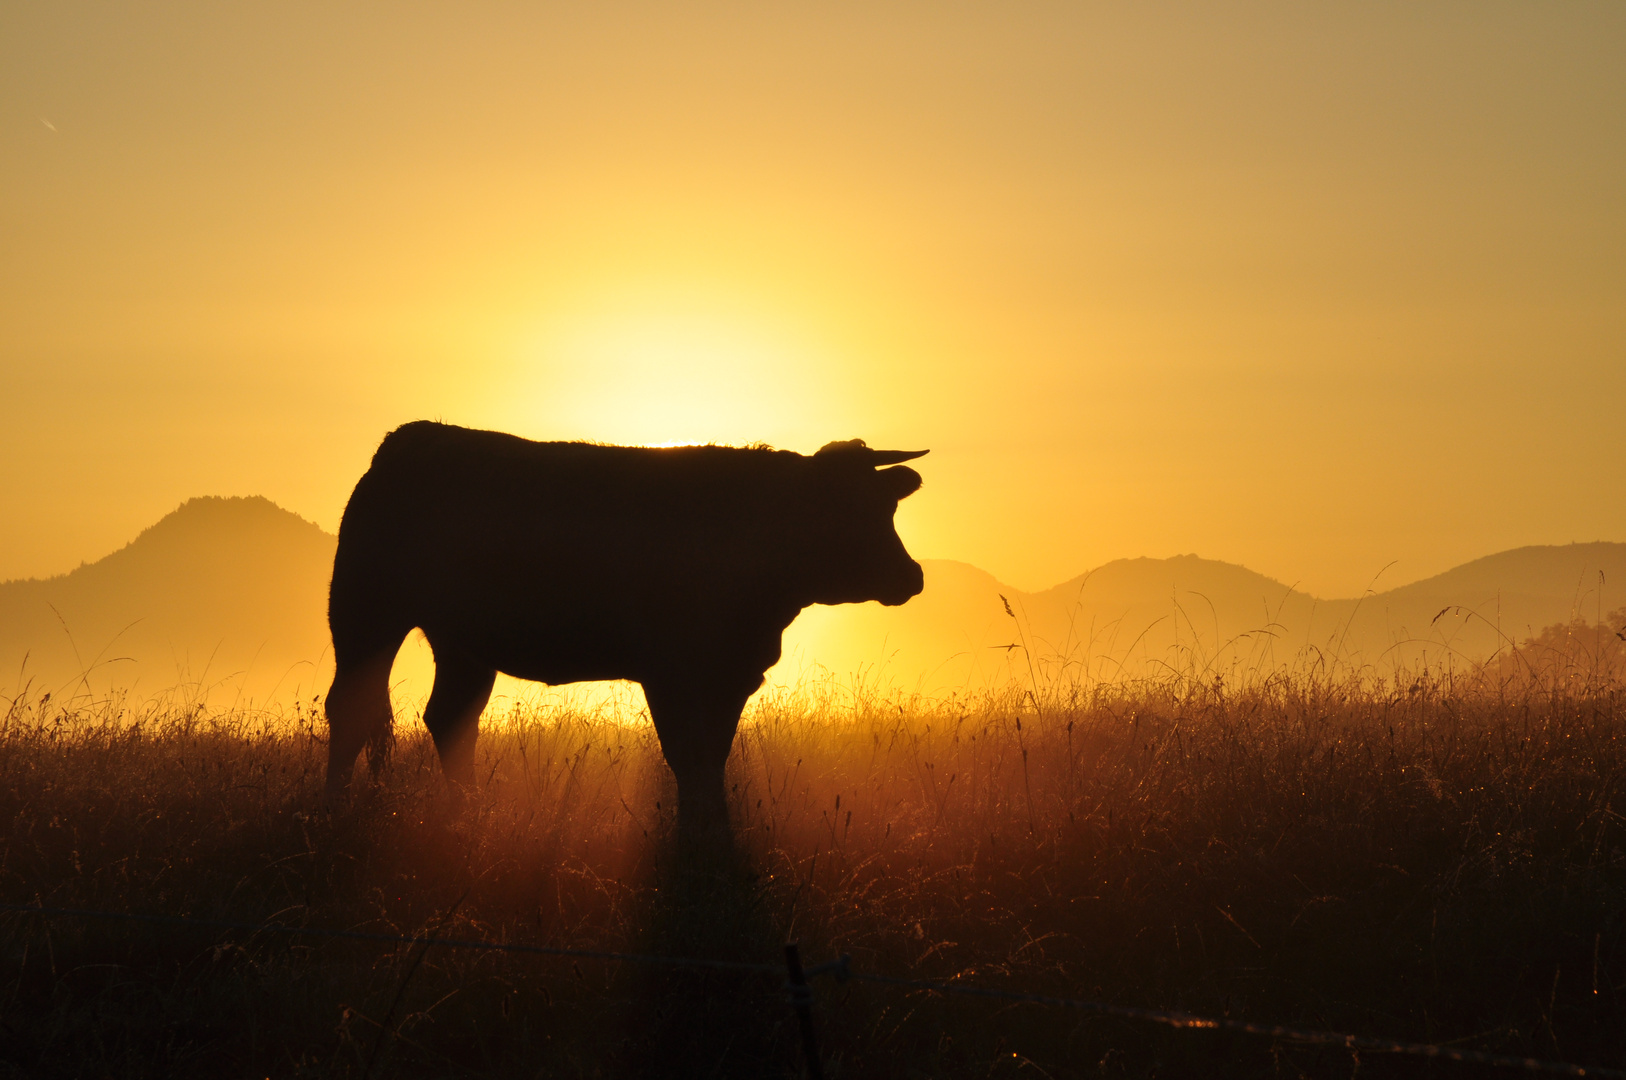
(815, 438, 868, 457)
(877, 465, 923, 500)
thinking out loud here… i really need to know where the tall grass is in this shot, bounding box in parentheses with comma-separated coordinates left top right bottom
(2, 640, 1624, 1077)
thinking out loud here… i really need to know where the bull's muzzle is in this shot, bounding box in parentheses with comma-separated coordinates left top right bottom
(877, 560, 925, 606)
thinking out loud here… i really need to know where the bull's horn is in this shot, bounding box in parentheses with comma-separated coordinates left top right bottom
(870, 448, 929, 465)
(815, 439, 929, 465)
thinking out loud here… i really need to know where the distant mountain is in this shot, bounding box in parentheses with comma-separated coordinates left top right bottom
(3, 497, 1621, 705)
(776, 545, 1626, 692)
(0, 497, 335, 704)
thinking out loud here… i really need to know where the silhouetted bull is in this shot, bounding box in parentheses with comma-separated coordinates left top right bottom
(324, 421, 927, 824)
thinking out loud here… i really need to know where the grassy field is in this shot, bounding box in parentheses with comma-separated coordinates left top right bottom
(2, 643, 1624, 1078)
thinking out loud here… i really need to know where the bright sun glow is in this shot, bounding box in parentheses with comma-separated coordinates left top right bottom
(501, 297, 851, 452)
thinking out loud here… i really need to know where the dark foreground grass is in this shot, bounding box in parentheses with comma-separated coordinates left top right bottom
(2, 666, 1624, 1079)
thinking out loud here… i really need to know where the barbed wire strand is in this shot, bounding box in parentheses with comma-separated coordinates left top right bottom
(3, 902, 1621, 1078)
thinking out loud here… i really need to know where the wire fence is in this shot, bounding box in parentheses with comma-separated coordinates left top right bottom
(2, 901, 1621, 1079)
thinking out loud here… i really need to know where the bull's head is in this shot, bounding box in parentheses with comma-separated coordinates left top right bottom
(804, 438, 929, 607)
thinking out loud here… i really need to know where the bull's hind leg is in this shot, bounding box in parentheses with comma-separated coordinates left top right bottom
(421, 642, 497, 790)
(324, 650, 399, 806)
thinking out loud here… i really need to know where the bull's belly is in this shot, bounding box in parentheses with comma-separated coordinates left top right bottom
(492, 656, 640, 687)
(410, 588, 789, 688)
(442, 626, 650, 686)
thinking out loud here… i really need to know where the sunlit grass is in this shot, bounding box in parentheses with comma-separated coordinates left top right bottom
(2, 638, 1624, 1077)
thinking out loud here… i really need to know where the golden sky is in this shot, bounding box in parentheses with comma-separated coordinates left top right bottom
(3, 3, 1623, 598)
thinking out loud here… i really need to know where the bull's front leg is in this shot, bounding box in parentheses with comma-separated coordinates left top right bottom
(642, 674, 757, 829)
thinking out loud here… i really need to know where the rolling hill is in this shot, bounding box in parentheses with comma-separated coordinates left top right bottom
(0, 497, 335, 704)
(781, 545, 1626, 693)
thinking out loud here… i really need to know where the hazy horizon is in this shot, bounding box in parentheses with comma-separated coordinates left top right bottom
(4, 492, 1621, 709)
(14, 488, 1626, 601)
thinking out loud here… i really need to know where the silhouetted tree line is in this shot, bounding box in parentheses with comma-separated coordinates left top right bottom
(1492, 606, 1626, 687)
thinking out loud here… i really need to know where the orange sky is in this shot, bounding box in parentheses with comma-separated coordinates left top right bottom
(3, 3, 1624, 598)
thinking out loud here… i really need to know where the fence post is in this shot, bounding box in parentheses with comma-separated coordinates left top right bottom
(784, 942, 824, 1080)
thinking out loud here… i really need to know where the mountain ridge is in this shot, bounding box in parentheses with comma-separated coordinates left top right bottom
(3, 497, 1622, 703)
(0, 497, 336, 703)
(11, 500, 1617, 606)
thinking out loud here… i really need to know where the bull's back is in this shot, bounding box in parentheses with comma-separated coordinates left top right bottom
(337, 427, 632, 626)
(330, 424, 794, 680)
